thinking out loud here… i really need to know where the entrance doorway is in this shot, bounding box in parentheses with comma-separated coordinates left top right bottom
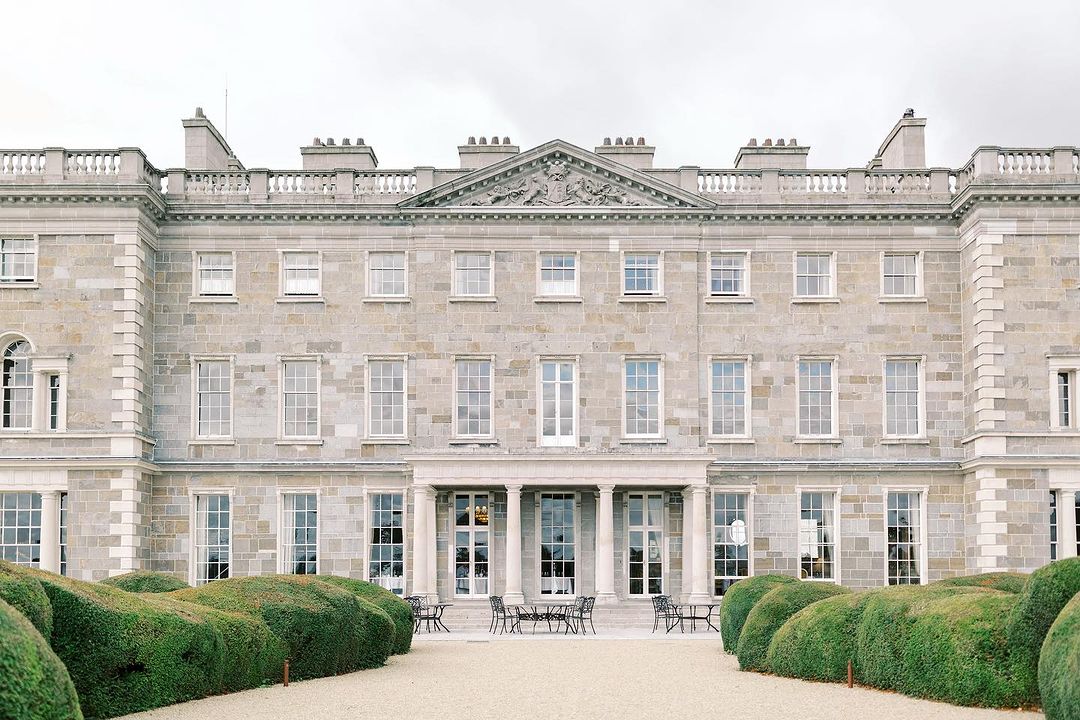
(453, 492, 490, 596)
(627, 492, 664, 596)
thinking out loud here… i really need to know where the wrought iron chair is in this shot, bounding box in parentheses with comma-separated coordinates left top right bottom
(651, 594, 683, 633)
(405, 594, 439, 633)
(488, 595, 520, 634)
(564, 596, 597, 634)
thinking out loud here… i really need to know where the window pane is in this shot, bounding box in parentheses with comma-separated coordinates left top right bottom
(539, 493, 575, 595)
(196, 360, 231, 438)
(713, 492, 750, 595)
(195, 494, 230, 585)
(0, 238, 36, 282)
(623, 254, 658, 295)
(887, 491, 922, 585)
(711, 361, 747, 435)
(540, 361, 575, 445)
(0, 492, 41, 567)
(710, 254, 745, 296)
(283, 253, 320, 295)
(283, 361, 319, 437)
(1058, 371, 1073, 428)
(454, 253, 492, 296)
(282, 493, 318, 574)
(798, 360, 834, 436)
(197, 252, 234, 295)
(369, 493, 405, 594)
(625, 360, 660, 436)
(883, 254, 918, 296)
(456, 360, 492, 436)
(795, 253, 832, 297)
(539, 254, 576, 296)
(799, 492, 835, 580)
(2, 341, 33, 430)
(370, 252, 406, 296)
(885, 360, 920, 436)
(369, 360, 405, 437)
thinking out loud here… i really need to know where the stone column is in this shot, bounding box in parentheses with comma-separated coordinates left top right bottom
(594, 484, 616, 603)
(39, 491, 61, 574)
(504, 484, 524, 604)
(681, 487, 695, 601)
(411, 485, 430, 597)
(689, 485, 711, 602)
(426, 489, 438, 601)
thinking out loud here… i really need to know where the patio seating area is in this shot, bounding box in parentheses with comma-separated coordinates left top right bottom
(651, 594, 720, 633)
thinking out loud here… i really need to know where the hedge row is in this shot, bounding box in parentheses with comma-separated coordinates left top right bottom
(0, 559, 53, 638)
(316, 575, 414, 654)
(0, 596, 83, 720)
(101, 570, 190, 594)
(719, 573, 797, 653)
(933, 572, 1028, 594)
(735, 581, 850, 671)
(1039, 592, 1080, 720)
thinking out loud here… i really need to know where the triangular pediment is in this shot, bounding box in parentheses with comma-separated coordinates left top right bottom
(399, 140, 712, 209)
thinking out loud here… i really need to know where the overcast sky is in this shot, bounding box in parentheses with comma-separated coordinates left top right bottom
(3, 1, 1079, 171)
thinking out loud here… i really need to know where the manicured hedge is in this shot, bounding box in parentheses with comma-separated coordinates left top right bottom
(719, 574, 797, 654)
(101, 571, 190, 594)
(764, 591, 873, 682)
(0, 596, 83, 720)
(736, 581, 850, 671)
(173, 575, 395, 680)
(316, 575, 413, 654)
(1038, 592, 1080, 720)
(0, 559, 53, 638)
(935, 572, 1028, 594)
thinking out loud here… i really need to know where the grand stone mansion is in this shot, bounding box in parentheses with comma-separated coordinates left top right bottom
(0, 109, 1077, 605)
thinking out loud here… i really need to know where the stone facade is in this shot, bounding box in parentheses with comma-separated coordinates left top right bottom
(1, 112, 1078, 603)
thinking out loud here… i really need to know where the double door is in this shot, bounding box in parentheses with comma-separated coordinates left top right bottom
(627, 492, 664, 596)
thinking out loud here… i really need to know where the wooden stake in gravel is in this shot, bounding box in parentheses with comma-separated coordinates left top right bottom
(847, 660, 853, 688)
(284, 660, 290, 687)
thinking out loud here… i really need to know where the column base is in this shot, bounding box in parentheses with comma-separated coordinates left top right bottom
(594, 592, 618, 605)
(504, 591, 525, 605)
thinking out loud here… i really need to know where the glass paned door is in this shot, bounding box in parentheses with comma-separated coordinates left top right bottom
(454, 493, 489, 596)
(540, 493, 576, 595)
(627, 492, 664, 595)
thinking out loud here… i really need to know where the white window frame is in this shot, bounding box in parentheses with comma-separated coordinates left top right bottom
(453, 356, 495, 440)
(1049, 472, 1080, 560)
(192, 250, 236, 298)
(535, 490, 580, 597)
(277, 488, 320, 575)
(1, 337, 34, 431)
(279, 250, 323, 298)
(795, 486, 841, 584)
(624, 490, 667, 596)
(536, 251, 580, 297)
(366, 250, 408, 299)
(712, 487, 755, 596)
(190, 355, 234, 442)
(366, 355, 408, 440)
(450, 491, 493, 598)
(189, 489, 234, 586)
(792, 251, 837, 299)
(537, 357, 578, 447)
(364, 488, 409, 595)
(0, 236, 38, 284)
(0, 491, 43, 566)
(452, 250, 495, 298)
(796, 356, 839, 439)
(622, 356, 664, 440)
(879, 251, 923, 299)
(882, 486, 928, 585)
(708, 251, 750, 298)
(882, 356, 927, 439)
(1049, 357, 1080, 431)
(621, 251, 663, 297)
(278, 355, 321, 441)
(708, 355, 752, 439)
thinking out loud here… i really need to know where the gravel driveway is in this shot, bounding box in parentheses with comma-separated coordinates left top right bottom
(121, 639, 1043, 720)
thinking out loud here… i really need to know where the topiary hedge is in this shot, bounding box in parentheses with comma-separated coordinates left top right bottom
(1038, 591, 1080, 720)
(316, 575, 413, 654)
(0, 559, 53, 638)
(172, 575, 395, 681)
(0, 597, 83, 720)
(934, 572, 1029, 594)
(736, 581, 850, 671)
(764, 591, 873, 682)
(101, 571, 190, 594)
(719, 574, 797, 654)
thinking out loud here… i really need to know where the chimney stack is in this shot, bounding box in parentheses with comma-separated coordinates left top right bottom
(734, 137, 809, 170)
(594, 136, 655, 170)
(458, 136, 520, 170)
(300, 137, 379, 170)
(182, 107, 243, 170)
(870, 109, 927, 169)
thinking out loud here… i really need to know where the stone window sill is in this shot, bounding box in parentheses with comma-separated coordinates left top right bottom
(189, 439, 235, 446)
(793, 437, 843, 444)
(533, 296, 583, 303)
(791, 297, 840, 305)
(362, 296, 411, 304)
(620, 437, 668, 444)
(0, 431, 69, 438)
(706, 437, 756, 444)
(189, 296, 239, 304)
(878, 296, 928, 304)
(880, 437, 931, 445)
(705, 296, 754, 305)
(449, 296, 497, 303)
(275, 439, 324, 446)
(363, 437, 410, 445)
(0, 282, 39, 289)
(448, 438, 499, 445)
(618, 296, 667, 304)
(276, 296, 325, 304)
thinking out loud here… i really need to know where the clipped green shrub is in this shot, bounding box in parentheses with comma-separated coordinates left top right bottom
(1007, 558, 1080, 705)
(935, 572, 1029, 594)
(764, 591, 873, 682)
(101, 571, 189, 594)
(173, 575, 394, 680)
(736, 581, 850, 670)
(316, 575, 413, 654)
(0, 559, 53, 638)
(719, 574, 797, 653)
(1039, 592, 1080, 720)
(0, 597, 83, 720)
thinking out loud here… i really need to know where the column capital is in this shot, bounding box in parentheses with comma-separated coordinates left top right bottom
(683, 483, 708, 496)
(504, 483, 523, 493)
(597, 483, 616, 493)
(412, 483, 433, 497)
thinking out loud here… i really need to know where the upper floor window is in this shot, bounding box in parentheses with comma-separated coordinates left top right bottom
(538, 253, 577, 296)
(624, 359, 662, 438)
(369, 252, 407, 297)
(710, 359, 750, 437)
(709, 253, 747, 297)
(194, 359, 232, 439)
(455, 358, 493, 438)
(1050, 359, 1079, 430)
(794, 252, 834, 298)
(0, 238, 36, 283)
(368, 358, 406, 439)
(881, 253, 920, 297)
(884, 358, 923, 437)
(454, 252, 492, 297)
(540, 359, 576, 446)
(798, 359, 836, 438)
(623, 253, 660, 296)
(281, 252, 321, 296)
(2, 341, 32, 430)
(282, 359, 320, 439)
(195, 252, 235, 296)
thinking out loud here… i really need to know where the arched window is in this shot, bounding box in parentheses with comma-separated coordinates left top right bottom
(2, 340, 32, 429)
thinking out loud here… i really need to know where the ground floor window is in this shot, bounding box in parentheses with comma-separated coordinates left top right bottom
(454, 492, 489, 596)
(713, 492, 750, 595)
(1050, 490, 1058, 561)
(0, 492, 40, 566)
(368, 493, 404, 594)
(194, 494, 230, 585)
(886, 491, 923, 584)
(1075, 491, 1080, 557)
(798, 491, 837, 581)
(59, 492, 68, 576)
(540, 493, 576, 595)
(627, 492, 663, 596)
(282, 493, 317, 575)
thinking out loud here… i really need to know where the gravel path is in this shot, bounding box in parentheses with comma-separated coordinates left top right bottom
(122, 639, 1043, 720)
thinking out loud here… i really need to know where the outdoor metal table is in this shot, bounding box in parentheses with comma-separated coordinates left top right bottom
(415, 602, 453, 633)
(514, 603, 577, 634)
(667, 603, 720, 633)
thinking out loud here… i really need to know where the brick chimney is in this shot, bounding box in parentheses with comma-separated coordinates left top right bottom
(182, 107, 243, 170)
(595, 136, 655, 170)
(458, 136, 520, 170)
(870, 109, 926, 169)
(734, 137, 809, 170)
(301, 137, 379, 170)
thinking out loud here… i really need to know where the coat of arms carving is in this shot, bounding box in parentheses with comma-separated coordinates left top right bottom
(464, 160, 641, 206)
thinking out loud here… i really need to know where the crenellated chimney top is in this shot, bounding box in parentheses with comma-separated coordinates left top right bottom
(458, 135, 520, 170)
(734, 136, 809, 169)
(301, 136, 378, 170)
(594, 135, 655, 169)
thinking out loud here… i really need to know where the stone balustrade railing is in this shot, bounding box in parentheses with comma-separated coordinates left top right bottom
(0, 147, 162, 188)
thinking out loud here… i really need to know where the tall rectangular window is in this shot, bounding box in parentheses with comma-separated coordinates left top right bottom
(710, 254, 746, 296)
(711, 360, 748, 436)
(2, 341, 33, 430)
(627, 492, 664, 596)
(0, 238, 36, 283)
(369, 252, 406, 297)
(885, 359, 921, 437)
(539, 493, 575, 595)
(195, 360, 231, 439)
(0, 492, 41, 566)
(282, 252, 320, 296)
(1075, 491, 1080, 557)
(194, 494, 230, 585)
(887, 491, 923, 585)
(713, 492, 750, 595)
(59, 492, 68, 576)
(623, 253, 659, 296)
(795, 253, 833, 297)
(455, 359, 492, 437)
(882, 253, 919, 297)
(282, 493, 317, 575)
(799, 491, 836, 581)
(540, 360, 575, 446)
(1057, 370, 1076, 429)
(282, 360, 319, 439)
(368, 493, 404, 594)
(454, 493, 490, 596)
(1050, 490, 1058, 561)
(624, 359, 661, 437)
(196, 252, 235, 296)
(368, 359, 406, 438)
(798, 359, 835, 437)
(539, 253, 577, 296)
(454, 252, 492, 296)
(47, 374, 60, 431)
